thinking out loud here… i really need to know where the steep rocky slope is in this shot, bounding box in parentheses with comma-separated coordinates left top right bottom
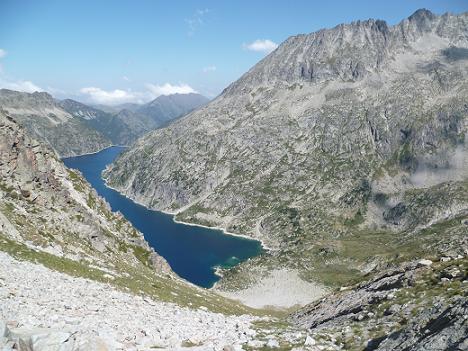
(105, 9, 468, 292)
(0, 108, 168, 275)
(0, 89, 111, 157)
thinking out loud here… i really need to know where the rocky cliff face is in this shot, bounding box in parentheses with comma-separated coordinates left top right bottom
(0, 109, 170, 275)
(0, 89, 112, 157)
(105, 9, 468, 290)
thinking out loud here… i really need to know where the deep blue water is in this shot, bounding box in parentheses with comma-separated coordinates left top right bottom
(63, 146, 263, 288)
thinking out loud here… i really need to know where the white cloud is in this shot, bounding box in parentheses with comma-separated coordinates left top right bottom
(243, 39, 278, 54)
(0, 78, 43, 93)
(122, 75, 130, 82)
(0, 49, 44, 93)
(186, 8, 209, 36)
(79, 83, 198, 105)
(79, 87, 143, 105)
(202, 65, 217, 73)
(145, 83, 197, 97)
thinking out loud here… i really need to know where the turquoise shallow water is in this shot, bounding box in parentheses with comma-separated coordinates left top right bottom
(63, 146, 263, 288)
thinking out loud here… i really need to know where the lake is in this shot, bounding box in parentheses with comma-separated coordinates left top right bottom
(63, 146, 263, 288)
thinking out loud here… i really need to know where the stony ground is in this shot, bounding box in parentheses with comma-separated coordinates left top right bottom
(291, 256, 468, 350)
(0, 252, 260, 351)
(218, 269, 328, 309)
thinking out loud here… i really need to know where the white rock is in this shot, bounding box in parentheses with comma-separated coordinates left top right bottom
(75, 336, 109, 351)
(0, 320, 6, 338)
(0, 252, 258, 350)
(417, 259, 433, 267)
(7, 327, 73, 351)
(266, 338, 280, 348)
(247, 340, 265, 348)
(304, 335, 317, 346)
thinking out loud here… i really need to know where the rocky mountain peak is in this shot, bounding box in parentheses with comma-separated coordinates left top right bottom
(408, 8, 436, 24)
(136, 92, 209, 125)
(146, 93, 209, 107)
(58, 98, 104, 120)
(31, 90, 54, 100)
(223, 10, 466, 96)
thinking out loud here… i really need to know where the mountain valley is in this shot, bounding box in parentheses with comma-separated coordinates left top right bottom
(105, 9, 468, 294)
(0, 7, 467, 351)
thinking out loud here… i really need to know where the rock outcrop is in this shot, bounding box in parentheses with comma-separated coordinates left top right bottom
(290, 256, 468, 350)
(0, 108, 170, 275)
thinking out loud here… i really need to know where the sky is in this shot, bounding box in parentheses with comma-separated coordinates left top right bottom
(0, 0, 466, 105)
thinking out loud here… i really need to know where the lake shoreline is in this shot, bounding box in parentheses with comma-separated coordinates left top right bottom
(65, 146, 265, 289)
(101, 168, 270, 251)
(64, 144, 128, 158)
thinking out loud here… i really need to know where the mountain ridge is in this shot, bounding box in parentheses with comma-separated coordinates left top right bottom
(59, 92, 209, 146)
(0, 89, 112, 157)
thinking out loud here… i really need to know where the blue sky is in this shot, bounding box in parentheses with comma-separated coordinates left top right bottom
(0, 0, 466, 105)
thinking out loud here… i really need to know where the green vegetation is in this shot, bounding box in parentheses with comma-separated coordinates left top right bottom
(67, 169, 85, 192)
(87, 193, 96, 208)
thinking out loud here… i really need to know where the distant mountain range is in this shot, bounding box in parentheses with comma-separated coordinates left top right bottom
(70, 93, 209, 146)
(0, 89, 208, 156)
